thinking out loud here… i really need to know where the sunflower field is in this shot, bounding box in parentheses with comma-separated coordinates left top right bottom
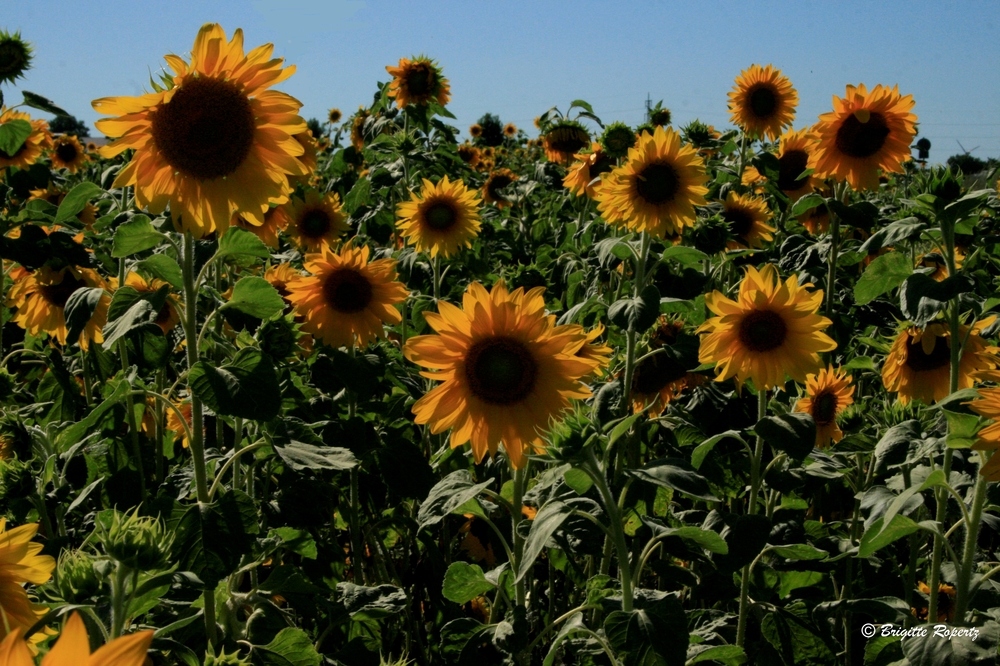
(2, 22, 1000, 666)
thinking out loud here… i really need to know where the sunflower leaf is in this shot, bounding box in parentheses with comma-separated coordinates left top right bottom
(516, 500, 573, 583)
(899, 272, 974, 326)
(273, 441, 358, 472)
(216, 227, 270, 261)
(21, 91, 68, 117)
(858, 514, 920, 558)
(63, 286, 105, 345)
(54, 182, 102, 224)
(790, 193, 827, 219)
(112, 215, 165, 257)
(136, 254, 184, 290)
(0, 118, 31, 157)
(604, 593, 688, 666)
(223, 276, 284, 319)
(417, 471, 493, 529)
(627, 458, 719, 501)
(755, 412, 815, 461)
(854, 252, 911, 305)
(102, 285, 168, 348)
(189, 347, 281, 421)
(442, 562, 495, 605)
(608, 285, 660, 332)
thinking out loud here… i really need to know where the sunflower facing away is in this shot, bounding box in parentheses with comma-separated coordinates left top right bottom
(0, 108, 51, 170)
(728, 64, 798, 141)
(49, 134, 88, 173)
(563, 142, 614, 199)
(351, 107, 370, 151)
(0, 610, 153, 666)
(93, 24, 310, 237)
(721, 191, 775, 250)
(596, 125, 708, 238)
(630, 351, 700, 416)
(277, 189, 349, 252)
(0, 519, 55, 646)
(386, 56, 450, 109)
(542, 120, 590, 165)
(812, 84, 917, 191)
(7, 265, 110, 349)
(882, 318, 997, 405)
(404, 282, 603, 469)
(794, 365, 855, 447)
(286, 243, 408, 349)
(396, 176, 482, 258)
(483, 168, 519, 208)
(698, 264, 836, 389)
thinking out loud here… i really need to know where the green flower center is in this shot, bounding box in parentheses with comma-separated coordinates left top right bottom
(465, 337, 538, 405)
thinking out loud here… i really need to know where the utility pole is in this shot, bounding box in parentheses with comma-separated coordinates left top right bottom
(645, 93, 652, 122)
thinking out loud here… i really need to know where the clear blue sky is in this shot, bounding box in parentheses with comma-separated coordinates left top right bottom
(4, 0, 999, 161)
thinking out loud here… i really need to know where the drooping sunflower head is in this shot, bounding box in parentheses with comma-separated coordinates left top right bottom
(728, 64, 798, 141)
(0, 107, 52, 170)
(483, 168, 519, 208)
(596, 125, 709, 238)
(386, 56, 450, 109)
(285, 243, 408, 349)
(542, 120, 591, 165)
(794, 365, 855, 448)
(698, 264, 836, 389)
(278, 189, 349, 252)
(812, 84, 917, 191)
(457, 142, 481, 168)
(50, 134, 88, 173)
(721, 191, 775, 250)
(650, 106, 672, 127)
(396, 175, 482, 258)
(563, 142, 614, 199)
(600, 121, 637, 160)
(882, 319, 997, 405)
(775, 127, 821, 200)
(93, 24, 310, 238)
(404, 281, 602, 468)
(503, 123, 518, 138)
(328, 108, 342, 124)
(0, 29, 32, 84)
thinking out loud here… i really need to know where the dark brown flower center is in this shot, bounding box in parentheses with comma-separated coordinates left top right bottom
(590, 153, 614, 178)
(633, 353, 687, 395)
(835, 111, 890, 159)
(748, 85, 778, 119)
(423, 201, 458, 231)
(405, 63, 434, 98)
(151, 76, 255, 181)
(636, 162, 679, 205)
(322, 268, 372, 314)
(723, 207, 754, 240)
(777, 150, 810, 192)
(546, 126, 589, 156)
(38, 272, 86, 308)
(812, 391, 838, 425)
(55, 140, 80, 164)
(299, 209, 332, 239)
(904, 335, 950, 372)
(487, 174, 514, 201)
(464, 337, 538, 405)
(738, 309, 788, 352)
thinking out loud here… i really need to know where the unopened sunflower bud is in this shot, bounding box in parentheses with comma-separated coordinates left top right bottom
(0, 30, 32, 85)
(104, 509, 173, 571)
(57, 550, 105, 602)
(203, 647, 252, 666)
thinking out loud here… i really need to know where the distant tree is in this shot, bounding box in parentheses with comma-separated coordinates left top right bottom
(48, 114, 89, 137)
(946, 153, 987, 175)
(475, 113, 504, 147)
(306, 117, 325, 139)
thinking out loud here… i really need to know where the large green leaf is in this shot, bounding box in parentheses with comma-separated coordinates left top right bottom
(22, 91, 69, 116)
(609, 285, 661, 332)
(54, 182, 102, 224)
(171, 490, 258, 587)
(217, 227, 270, 262)
(859, 514, 920, 558)
(102, 285, 169, 348)
(64, 287, 105, 345)
(628, 458, 719, 501)
(899, 273, 973, 326)
(273, 441, 357, 472)
(754, 412, 816, 461)
(189, 348, 281, 421)
(854, 252, 912, 305)
(417, 471, 493, 529)
(604, 593, 688, 666)
(136, 254, 184, 290)
(442, 562, 495, 604)
(223, 276, 284, 319)
(516, 501, 573, 583)
(112, 215, 164, 257)
(250, 627, 321, 666)
(0, 118, 31, 156)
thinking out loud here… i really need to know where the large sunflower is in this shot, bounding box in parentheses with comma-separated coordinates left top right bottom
(0, 519, 55, 646)
(882, 319, 996, 405)
(721, 191, 775, 250)
(483, 168, 519, 208)
(92, 24, 310, 238)
(812, 84, 917, 191)
(794, 365, 855, 447)
(542, 120, 590, 165)
(0, 610, 153, 666)
(596, 125, 708, 238)
(396, 176, 482, 258)
(698, 264, 836, 389)
(277, 189, 349, 252)
(386, 56, 450, 109)
(286, 244, 408, 349)
(49, 134, 88, 173)
(404, 282, 602, 469)
(563, 142, 614, 199)
(0, 108, 51, 170)
(7, 265, 110, 349)
(728, 64, 798, 140)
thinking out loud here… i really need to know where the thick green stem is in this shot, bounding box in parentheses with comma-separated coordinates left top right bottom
(586, 448, 633, 612)
(512, 464, 528, 609)
(349, 466, 367, 584)
(117, 339, 145, 496)
(954, 450, 990, 622)
(620, 233, 651, 415)
(824, 214, 841, 317)
(737, 390, 768, 648)
(109, 563, 129, 639)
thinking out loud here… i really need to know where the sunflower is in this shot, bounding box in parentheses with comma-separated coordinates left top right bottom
(728, 64, 798, 141)
(794, 366, 855, 447)
(351, 107, 370, 151)
(7, 265, 110, 349)
(542, 120, 590, 165)
(457, 142, 481, 168)
(234, 206, 286, 248)
(483, 168, 519, 208)
(124, 272, 181, 333)
(913, 582, 956, 623)
(0, 519, 55, 646)
(396, 176, 482, 258)
(0, 108, 51, 170)
(882, 319, 997, 405)
(0, 29, 32, 85)
(722, 191, 775, 250)
(698, 264, 836, 389)
(800, 203, 831, 236)
(93, 24, 310, 238)
(28, 185, 97, 230)
(915, 249, 963, 282)
(0, 610, 153, 666)
(286, 243, 407, 349)
(503, 123, 518, 138)
(572, 323, 613, 379)
(278, 189, 348, 252)
(968, 381, 1000, 481)
(328, 108, 342, 124)
(264, 263, 302, 301)
(812, 84, 917, 191)
(469, 123, 483, 139)
(386, 56, 450, 109)
(563, 142, 614, 199)
(404, 282, 602, 469)
(165, 399, 193, 449)
(630, 350, 694, 416)
(292, 131, 319, 181)
(49, 134, 88, 173)
(773, 128, 821, 201)
(596, 125, 708, 238)
(600, 121, 637, 160)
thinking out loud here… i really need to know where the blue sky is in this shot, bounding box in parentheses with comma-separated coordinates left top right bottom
(4, 0, 999, 161)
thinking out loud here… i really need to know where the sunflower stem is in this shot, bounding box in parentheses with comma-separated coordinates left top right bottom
(117, 338, 146, 497)
(181, 232, 217, 647)
(109, 562, 130, 639)
(824, 211, 841, 318)
(511, 463, 529, 609)
(585, 447, 633, 613)
(620, 232, 651, 415)
(955, 450, 990, 622)
(736, 388, 768, 648)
